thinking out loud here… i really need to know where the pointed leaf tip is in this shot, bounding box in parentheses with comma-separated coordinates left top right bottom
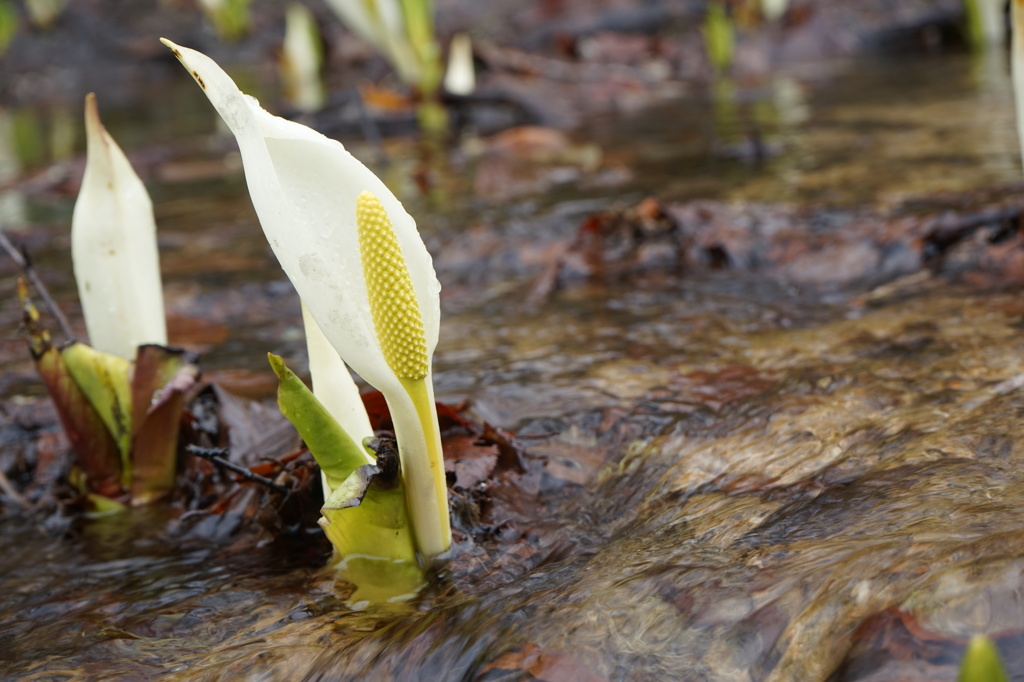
(959, 634, 1009, 682)
(160, 37, 182, 58)
(268, 352, 287, 378)
(271, 353, 373, 488)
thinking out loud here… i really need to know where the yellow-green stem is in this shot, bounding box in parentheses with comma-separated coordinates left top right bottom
(394, 375, 450, 559)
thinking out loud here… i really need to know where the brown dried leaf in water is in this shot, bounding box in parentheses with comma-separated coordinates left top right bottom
(667, 366, 777, 412)
(443, 434, 498, 489)
(130, 345, 200, 504)
(165, 313, 230, 350)
(211, 384, 300, 466)
(478, 422, 529, 473)
(202, 369, 281, 399)
(830, 609, 965, 680)
(485, 126, 573, 161)
(479, 642, 609, 682)
(358, 82, 413, 112)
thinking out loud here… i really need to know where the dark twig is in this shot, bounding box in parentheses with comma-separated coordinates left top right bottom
(186, 445, 291, 495)
(923, 205, 1024, 256)
(0, 230, 76, 343)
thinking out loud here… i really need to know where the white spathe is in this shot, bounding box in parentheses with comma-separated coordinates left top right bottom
(163, 39, 450, 558)
(72, 93, 167, 360)
(302, 302, 375, 500)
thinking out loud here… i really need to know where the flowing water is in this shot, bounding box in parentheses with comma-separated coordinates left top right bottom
(3, 51, 1024, 680)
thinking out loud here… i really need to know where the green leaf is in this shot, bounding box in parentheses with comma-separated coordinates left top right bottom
(704, 2, 735, 74)
(959, 635, 1009, 682)
(61, 342, 133, 485)
(36, 345, 124, 499)
(0, 1, 17, 57)
(321, 462, 417, 562)
(321, 461, 423, 604)
(20, 282, 124, 499)
(269, 353, 372, 490)
(271, 353, 423, 598)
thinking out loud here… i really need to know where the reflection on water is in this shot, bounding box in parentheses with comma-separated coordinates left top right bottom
(584, 52, 1021, 207)
(2, 51, 1024, 679)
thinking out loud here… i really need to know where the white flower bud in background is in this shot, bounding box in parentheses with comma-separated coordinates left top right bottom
(71, 93, 167, 360)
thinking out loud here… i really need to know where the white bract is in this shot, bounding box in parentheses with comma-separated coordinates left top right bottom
(72, 93, 167, 360)
(162, 39, 451, 558)
(301, 302, 375, 499)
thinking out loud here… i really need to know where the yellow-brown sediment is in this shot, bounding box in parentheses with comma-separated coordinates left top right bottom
(356, 191, 429, 380)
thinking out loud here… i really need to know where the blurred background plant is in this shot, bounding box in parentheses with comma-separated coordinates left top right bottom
(965, 0, 1008, 49)
(280, 2, 326, 112)
(197, 0, 252, 42)
(704, 1, 736, 75)
(323, 0, 446, 131)
(324, 0, 441, 97)
(957, 634, 1009, 682)
(25, 0, 67, 29)
(11, 93, 198, 511)
(0, 0, 16, 55)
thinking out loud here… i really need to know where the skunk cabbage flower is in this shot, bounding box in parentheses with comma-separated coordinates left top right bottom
(322, 0, 424, 88)
(163, 39, 451, 559)
(72, 93, 167, 360)
(28, 94, 196, 507)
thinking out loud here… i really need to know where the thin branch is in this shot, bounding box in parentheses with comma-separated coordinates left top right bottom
(0, 230, 76, 343)
(185, 445, 291, 495)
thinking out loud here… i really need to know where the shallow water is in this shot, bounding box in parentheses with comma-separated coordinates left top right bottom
(3, 51, 1024, 680)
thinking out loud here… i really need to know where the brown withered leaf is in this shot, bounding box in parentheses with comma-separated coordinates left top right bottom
(362, 389, 476, 432)
(830, 609, 974, 680)
(210, 384, 300, 466)
(130, 345, 200, 504)
(479, 643, 609, 682)
(444, 434, 499, 489)
(33, 345, 125, 500)
(358, 82, 413, 112)
(666, 366, 778, 412)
